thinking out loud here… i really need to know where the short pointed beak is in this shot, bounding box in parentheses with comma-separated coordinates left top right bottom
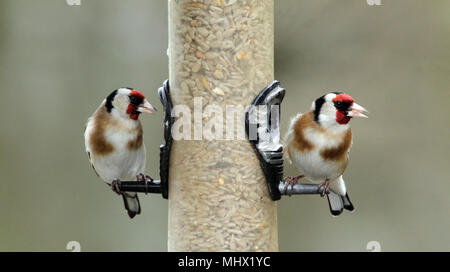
(138, 99, 157, 114)
(348, 103, 369, 118)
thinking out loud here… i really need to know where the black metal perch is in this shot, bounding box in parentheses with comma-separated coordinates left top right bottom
(117, 180, 162, 194)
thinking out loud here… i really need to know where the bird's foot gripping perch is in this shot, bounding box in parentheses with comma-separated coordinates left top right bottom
(112, 177, 162, 195)
(317, 179, 331, 197)
(111, 179, 122, 195)
(282, 175, 304, 195)
(136, 173, 154, 183)
(111, 176, 157, 195)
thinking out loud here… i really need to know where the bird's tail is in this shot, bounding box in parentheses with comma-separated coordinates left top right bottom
(342, 193, 354, 212)
(121, 192, 141, 219)
(326, 192, 354, 216)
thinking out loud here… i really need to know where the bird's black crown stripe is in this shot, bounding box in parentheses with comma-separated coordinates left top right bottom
(105, 90, 118, 113)
(313, 95, 326, 124)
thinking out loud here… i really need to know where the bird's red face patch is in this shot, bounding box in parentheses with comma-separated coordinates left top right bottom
(126, 104, 140, 120)
(335, 110, 351, 124)
(333, 93, 354, 125)
(127, 89, 145, 120)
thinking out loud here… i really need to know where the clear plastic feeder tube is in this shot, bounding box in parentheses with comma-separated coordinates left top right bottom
(168, 0, 277, 251)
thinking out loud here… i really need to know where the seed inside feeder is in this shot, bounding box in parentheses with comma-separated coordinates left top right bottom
(168, 0, 277, 252)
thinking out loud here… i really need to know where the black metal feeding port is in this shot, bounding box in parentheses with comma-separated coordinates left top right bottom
(245, 81, 285, 201)
(157, 80, 173, 199)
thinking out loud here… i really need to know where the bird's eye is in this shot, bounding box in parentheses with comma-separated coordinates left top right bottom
(334, 100, 349, 111)
(129, 95, 141, 105)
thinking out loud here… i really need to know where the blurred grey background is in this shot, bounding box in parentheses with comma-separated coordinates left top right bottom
(0, 0, 449, 251)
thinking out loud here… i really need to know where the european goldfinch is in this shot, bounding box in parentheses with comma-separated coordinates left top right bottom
(284, 92, 368, 216)
(84, 88, 156, 218)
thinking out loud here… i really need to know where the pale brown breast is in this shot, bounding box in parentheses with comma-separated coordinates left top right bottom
(126, 121, 143, 151)
(320, 127, 352, 175)
(291, 111, 320, 152)
(89, 106, 115, 156)
(320, 129, 352, 162)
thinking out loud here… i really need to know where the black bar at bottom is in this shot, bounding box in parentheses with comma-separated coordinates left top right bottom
(118, 180, 162, 194)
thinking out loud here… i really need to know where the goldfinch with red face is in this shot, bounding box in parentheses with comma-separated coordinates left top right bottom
(284, 92, 368, 216)
(84, 88, 156, 218)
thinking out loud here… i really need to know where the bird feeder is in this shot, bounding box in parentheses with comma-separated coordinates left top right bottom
(166, 0, 277, 252)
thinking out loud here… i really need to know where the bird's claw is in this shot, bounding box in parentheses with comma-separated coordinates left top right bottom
(136, 173, 146, 182)
(145, 175, 154, 183)
(111, 179, 122, 195)
(136, 173, 154, 183)
(317, 180, 330, 197)
(282, 175, 304, 196)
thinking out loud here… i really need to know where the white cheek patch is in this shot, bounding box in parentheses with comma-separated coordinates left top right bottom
(318, 102, 339, 127)
(112, 95, 130, 115)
